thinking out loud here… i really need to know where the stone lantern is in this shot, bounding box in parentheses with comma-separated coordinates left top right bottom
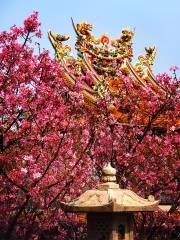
(61, 163, 159, 240)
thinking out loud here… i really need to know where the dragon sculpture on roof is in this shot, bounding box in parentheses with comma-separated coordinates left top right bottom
(48, 20, 178, 129)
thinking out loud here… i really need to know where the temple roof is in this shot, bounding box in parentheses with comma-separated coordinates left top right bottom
(61, 163, 159, 213)
(48, 20, 179, 129)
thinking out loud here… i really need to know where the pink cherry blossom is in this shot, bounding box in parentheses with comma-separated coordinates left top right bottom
(21, 168, 28, 174)
(33, 172, 42, 179)
(169, 65, 179, 71)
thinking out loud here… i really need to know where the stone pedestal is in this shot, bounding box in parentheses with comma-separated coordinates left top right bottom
(87, 213, 133, 240)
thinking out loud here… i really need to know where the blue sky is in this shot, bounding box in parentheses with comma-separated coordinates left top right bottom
(1, 0, 179, 74)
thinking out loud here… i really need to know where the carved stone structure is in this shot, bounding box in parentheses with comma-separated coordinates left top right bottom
(61, 163, 159, 240)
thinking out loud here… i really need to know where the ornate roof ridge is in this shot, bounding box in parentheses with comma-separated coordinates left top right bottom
(48, 20, 179, 129)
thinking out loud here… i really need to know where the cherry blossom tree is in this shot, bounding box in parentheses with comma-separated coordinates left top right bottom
(0, 12, 179, 240)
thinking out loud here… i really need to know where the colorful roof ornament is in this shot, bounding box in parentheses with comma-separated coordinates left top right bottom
(48, 20, 178, 128)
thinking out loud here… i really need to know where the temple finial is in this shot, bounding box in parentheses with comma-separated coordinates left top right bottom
(102, 162, 117, 183)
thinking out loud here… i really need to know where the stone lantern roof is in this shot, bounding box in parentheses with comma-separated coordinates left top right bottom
(61, 163, 159, 212)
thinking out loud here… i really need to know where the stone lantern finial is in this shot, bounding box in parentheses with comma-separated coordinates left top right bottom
(102, 162, 117, 183)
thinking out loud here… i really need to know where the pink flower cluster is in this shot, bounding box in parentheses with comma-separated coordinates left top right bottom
(169, 65, 179, 71)
(24, 11, 41, 37)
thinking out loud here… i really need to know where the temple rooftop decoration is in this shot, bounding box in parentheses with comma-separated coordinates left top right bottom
(48, 20, 179, 129)
(61, 163, 159, 240)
